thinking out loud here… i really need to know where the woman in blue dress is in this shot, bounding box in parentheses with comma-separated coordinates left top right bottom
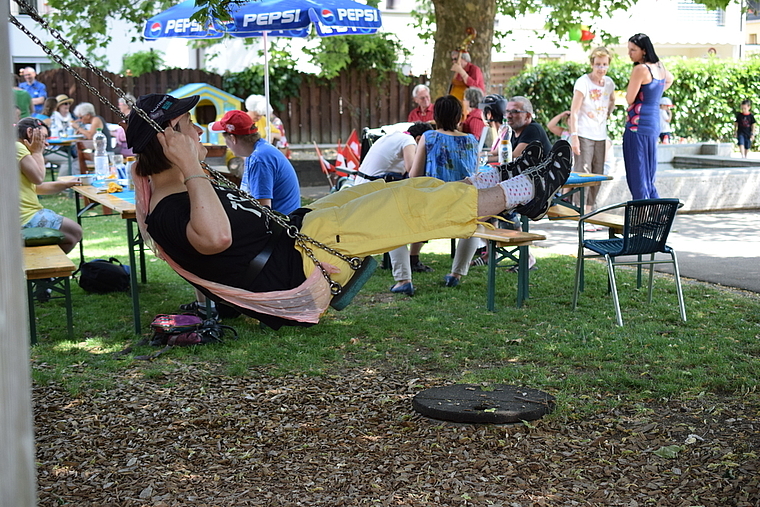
(410, 94, 479, 288)
(623, 33, 674, 200)
(410, 95, 478, 182)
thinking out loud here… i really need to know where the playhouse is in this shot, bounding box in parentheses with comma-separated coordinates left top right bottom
(169, 83, 244, 146)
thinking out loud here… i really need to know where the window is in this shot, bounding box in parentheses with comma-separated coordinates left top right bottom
(677, 0, 725, 26)
(750, 34, 758, 45)
(10, 0, 40, 16)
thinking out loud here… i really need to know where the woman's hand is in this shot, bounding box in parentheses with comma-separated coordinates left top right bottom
(157, 127, 203, 176)
(24, 127, 47, 154)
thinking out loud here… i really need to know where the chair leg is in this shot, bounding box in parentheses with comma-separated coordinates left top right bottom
(606, 255, 624, 326)
(647, 253, 656, 303)
(636, 254, 643, 289)
(572, 246, 585, 310)
(670, 250, 687, 322)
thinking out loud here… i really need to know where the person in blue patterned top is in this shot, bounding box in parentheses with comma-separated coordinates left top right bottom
(410, 95, 478, 182)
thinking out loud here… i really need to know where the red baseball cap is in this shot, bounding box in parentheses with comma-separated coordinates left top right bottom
(210, 110, 258, 136)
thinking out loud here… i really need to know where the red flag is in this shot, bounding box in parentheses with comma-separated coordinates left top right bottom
(335, 144, 361, 173)
(346, 130, 361, 159)
(313, 142, 335, 175)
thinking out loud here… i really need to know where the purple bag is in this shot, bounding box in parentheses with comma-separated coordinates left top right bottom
(149, 314, 237, 348)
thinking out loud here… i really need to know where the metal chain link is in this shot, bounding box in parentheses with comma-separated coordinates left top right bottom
(201, 163, 362, 295)
(11, 1, 361, 294)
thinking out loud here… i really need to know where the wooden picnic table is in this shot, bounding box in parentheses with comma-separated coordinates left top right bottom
(62, 178, 145, 333)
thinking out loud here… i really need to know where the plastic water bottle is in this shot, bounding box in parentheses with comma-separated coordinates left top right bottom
(498, 139, 512, 165)
(113, 154, 127, 179)
(93, 128, 109, 180)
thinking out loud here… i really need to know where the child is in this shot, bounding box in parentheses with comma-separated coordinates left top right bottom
(735, 100, 756, 158)
(659, 97, 674, 144)
(546, 110, 571, 141)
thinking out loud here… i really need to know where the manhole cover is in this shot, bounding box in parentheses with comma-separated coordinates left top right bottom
(412, 384, 555, 423)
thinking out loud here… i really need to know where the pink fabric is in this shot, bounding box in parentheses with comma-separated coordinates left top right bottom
(132, 167, 333, 323)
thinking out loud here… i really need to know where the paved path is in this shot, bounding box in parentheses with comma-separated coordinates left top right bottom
(301, 185, 760, 294)
(529, 211, 760, 294)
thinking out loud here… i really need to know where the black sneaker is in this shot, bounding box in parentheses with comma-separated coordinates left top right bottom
(515, 140, 572, 221)
(499, 140, 544, 181)
(411, 260, 433, 273)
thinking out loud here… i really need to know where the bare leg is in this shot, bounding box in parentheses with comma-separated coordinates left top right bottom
(409, 242, 424, 256)
(58, 217, 82, 254)
(476, 186, 508, 216)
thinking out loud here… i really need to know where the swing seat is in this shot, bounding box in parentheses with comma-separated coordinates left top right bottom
(330, 256, 377, 310)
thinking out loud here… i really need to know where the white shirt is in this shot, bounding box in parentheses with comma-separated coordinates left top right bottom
(573, 74, 615, 141)
(354, 131, 416, 184)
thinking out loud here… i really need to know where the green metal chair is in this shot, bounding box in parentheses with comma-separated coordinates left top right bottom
(572, 198, 686, 326)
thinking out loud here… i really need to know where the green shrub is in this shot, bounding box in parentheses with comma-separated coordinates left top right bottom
(506, 57, 760, 143)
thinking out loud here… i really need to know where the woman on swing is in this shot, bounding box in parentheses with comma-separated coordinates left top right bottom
(127, 94, 572, 329)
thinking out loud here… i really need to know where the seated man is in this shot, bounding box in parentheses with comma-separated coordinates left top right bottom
(354, 121, 433, 296)
(17, 118, 82, 253)
(126, 94, 571, 329)
(211, 110, 300, 214)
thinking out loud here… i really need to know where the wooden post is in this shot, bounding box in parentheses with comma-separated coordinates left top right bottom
(1, 4, 39, 506)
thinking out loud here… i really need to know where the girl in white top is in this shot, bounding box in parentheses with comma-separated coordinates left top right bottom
(568, 47, 616, 212)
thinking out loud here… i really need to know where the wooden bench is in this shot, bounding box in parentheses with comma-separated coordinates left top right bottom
(24, 245, 76, 344)
(470, 225, 546, 310)
(547, 205, 625, 236)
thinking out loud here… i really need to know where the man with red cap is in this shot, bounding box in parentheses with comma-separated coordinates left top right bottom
(211, 110, 301, 214)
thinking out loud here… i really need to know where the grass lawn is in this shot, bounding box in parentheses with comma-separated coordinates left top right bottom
(29, 193, 760, 415)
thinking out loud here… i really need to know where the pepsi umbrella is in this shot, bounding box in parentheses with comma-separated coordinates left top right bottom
(143, 0, 382, 141)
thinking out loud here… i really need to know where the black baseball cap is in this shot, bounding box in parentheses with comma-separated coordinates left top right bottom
(126, 94, 200, 153)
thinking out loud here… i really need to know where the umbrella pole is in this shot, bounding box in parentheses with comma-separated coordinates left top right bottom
(263, 30, 271, 144)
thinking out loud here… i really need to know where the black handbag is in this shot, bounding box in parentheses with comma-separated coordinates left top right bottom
(75, 257, 131, 294)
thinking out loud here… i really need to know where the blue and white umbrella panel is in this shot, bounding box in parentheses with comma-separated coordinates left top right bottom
(143, 0, 382, 141)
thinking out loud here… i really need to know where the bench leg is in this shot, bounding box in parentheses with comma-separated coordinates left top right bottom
(126, 219, 142, 333)
(63, 277, 73, 340)
(516, 245, 529, 307)
(485, 239, 497, 312)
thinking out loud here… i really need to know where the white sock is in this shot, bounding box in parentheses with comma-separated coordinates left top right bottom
(498, 174, 534, 208)
(468, 167, 501, 189)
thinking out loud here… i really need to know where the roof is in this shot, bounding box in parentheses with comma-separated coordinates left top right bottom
(169, 83, 243, 109)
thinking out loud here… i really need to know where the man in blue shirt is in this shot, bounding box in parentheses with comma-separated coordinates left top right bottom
(19, 67, 47, 115)
(211, 110, 301, 214)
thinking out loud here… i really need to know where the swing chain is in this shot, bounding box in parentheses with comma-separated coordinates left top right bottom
(200, 163, 361, 294)
(11, 2, 358, 294)
(10, 0, 161, 133)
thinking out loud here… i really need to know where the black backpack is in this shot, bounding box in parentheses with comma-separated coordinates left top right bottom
(75, 257, 130, 293)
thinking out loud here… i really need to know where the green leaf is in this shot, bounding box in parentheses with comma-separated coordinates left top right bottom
(653, 445, 683, 459)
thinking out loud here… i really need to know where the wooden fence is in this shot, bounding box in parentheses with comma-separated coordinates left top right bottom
(37, 67, 424, 145)
(38, 67, 223, 123)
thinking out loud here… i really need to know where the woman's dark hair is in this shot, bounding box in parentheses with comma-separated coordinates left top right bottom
(16, 117, 45, 141)
(629, 33, 659, 64)
(481, 94, 507, 124)
(134, 120, 174, 177)
(41, 97, 58, 117)
(407, 121, 433, 138)
(433, 95, 463, 132)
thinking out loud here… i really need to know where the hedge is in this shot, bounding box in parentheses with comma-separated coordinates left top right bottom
(504, 56, 760, 143)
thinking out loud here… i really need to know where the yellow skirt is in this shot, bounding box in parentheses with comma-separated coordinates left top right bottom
(298, 177, 479, 286)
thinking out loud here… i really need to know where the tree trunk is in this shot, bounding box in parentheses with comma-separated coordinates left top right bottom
(430, 0, 496, 100)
